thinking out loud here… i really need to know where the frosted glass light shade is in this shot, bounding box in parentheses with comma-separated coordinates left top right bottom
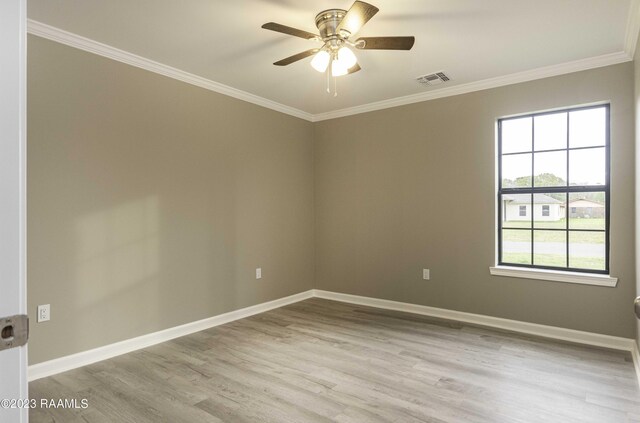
(331, 59, 348, 76)
(310, 51, 330, 72)
(337, 47, 357, 69)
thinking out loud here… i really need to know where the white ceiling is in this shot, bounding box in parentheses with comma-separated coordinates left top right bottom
(28, 0, 637, 118)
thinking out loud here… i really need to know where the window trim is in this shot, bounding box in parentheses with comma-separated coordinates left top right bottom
(496, 104, 611, 275)
(489, 266, 617, 287)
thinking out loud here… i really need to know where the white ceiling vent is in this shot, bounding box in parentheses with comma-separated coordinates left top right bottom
(416, 71, 451, 86)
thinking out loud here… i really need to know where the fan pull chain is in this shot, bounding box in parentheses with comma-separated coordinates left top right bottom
(326, 67, 330, 94)
(324, 61, 339, 97)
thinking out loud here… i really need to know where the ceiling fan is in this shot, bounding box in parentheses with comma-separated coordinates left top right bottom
(261, 1, 414, 93)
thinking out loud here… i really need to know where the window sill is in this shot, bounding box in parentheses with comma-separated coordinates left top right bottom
(489, 266, 618, 287)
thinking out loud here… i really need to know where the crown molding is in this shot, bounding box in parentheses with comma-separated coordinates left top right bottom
(27, 19, 636, 124)
(624, 0, 640, 58)
(311, 51, 632, 122)
(26, 19, 314, 122)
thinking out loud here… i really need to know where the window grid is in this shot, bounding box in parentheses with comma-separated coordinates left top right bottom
(497, 104, 610, 274)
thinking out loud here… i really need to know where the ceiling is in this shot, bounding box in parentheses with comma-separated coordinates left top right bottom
(27, 1, 638, 119)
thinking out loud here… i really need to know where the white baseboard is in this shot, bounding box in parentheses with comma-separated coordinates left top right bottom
(632, 341, 640, 388)
(312, 290, 637, 353)
(29, 288, 639, 386)
(28, 290, 314, 381)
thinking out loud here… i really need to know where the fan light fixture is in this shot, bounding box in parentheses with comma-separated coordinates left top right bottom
(310, 50, 330, 72)
(311, 46, 357, 77)
(330, 57, 348, 76)
(337, 47, 357, 69)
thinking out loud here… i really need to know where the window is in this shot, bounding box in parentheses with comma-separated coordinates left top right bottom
(498, 105, 609, 274)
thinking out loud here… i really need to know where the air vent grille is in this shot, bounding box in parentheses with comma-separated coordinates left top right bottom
(416, 71, 451, 86)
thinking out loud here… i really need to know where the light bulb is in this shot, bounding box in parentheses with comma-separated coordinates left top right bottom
(331, 59, 348, 77)
(337, 47, 357, 69)
(310, 50, 330, 73)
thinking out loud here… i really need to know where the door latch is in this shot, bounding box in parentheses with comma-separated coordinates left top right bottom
(0, 315, 28, 351)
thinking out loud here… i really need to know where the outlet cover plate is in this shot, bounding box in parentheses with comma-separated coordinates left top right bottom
(423, 269, 430, 280)
(37, 304, 50, 323)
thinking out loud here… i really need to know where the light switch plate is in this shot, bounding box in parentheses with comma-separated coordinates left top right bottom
(256, 268, 262, 279)
(423, 269, 430, 280)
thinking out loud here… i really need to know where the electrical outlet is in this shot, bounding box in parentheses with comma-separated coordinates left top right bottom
(37, 304, 50, 323)
(256, 268, 262, 279)
(423, 269, 430, 280)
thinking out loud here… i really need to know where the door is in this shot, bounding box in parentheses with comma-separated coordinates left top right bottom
(0, 0, 29, 422)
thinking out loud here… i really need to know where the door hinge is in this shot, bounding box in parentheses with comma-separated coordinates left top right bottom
(0, 315, 28, 351)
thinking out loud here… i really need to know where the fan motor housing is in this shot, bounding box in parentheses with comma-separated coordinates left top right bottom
(315, 9, 347, 40)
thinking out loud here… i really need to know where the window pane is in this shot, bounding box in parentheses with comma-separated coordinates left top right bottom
(534, 151, 566, 187)
(568, 192, 605, 230)
(569, 108, 606, 148)
(533, 230, 566, 268)
(502, 229, 531, 265)
(569, 147, 605, 186)
(569, 231, 605, 270)
(502, 153, 532, 188)
(502, 194, 531, 228)
(534, 112, 567, 151)
(502, 117, 532, 154)
(534, 193, 566, 229)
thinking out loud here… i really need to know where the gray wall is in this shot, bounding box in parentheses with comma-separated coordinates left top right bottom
(27, 36, 315, 364)
(314, 63, 636, 338)
(28, 35, 638, 365)
(635, 35, 640, 347)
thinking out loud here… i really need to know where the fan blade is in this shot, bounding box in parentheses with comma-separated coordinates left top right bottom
(336, 1, 379, 37)
(261, 22, 319, 40)
(356, 36, 415, 50)
(347, 63, 361, 74)
(273, 49, 319, 66)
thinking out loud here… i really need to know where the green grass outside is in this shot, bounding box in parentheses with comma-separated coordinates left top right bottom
(502, 252, 605, 270)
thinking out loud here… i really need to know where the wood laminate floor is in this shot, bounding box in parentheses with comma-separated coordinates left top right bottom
(29, 298, 640, 422)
